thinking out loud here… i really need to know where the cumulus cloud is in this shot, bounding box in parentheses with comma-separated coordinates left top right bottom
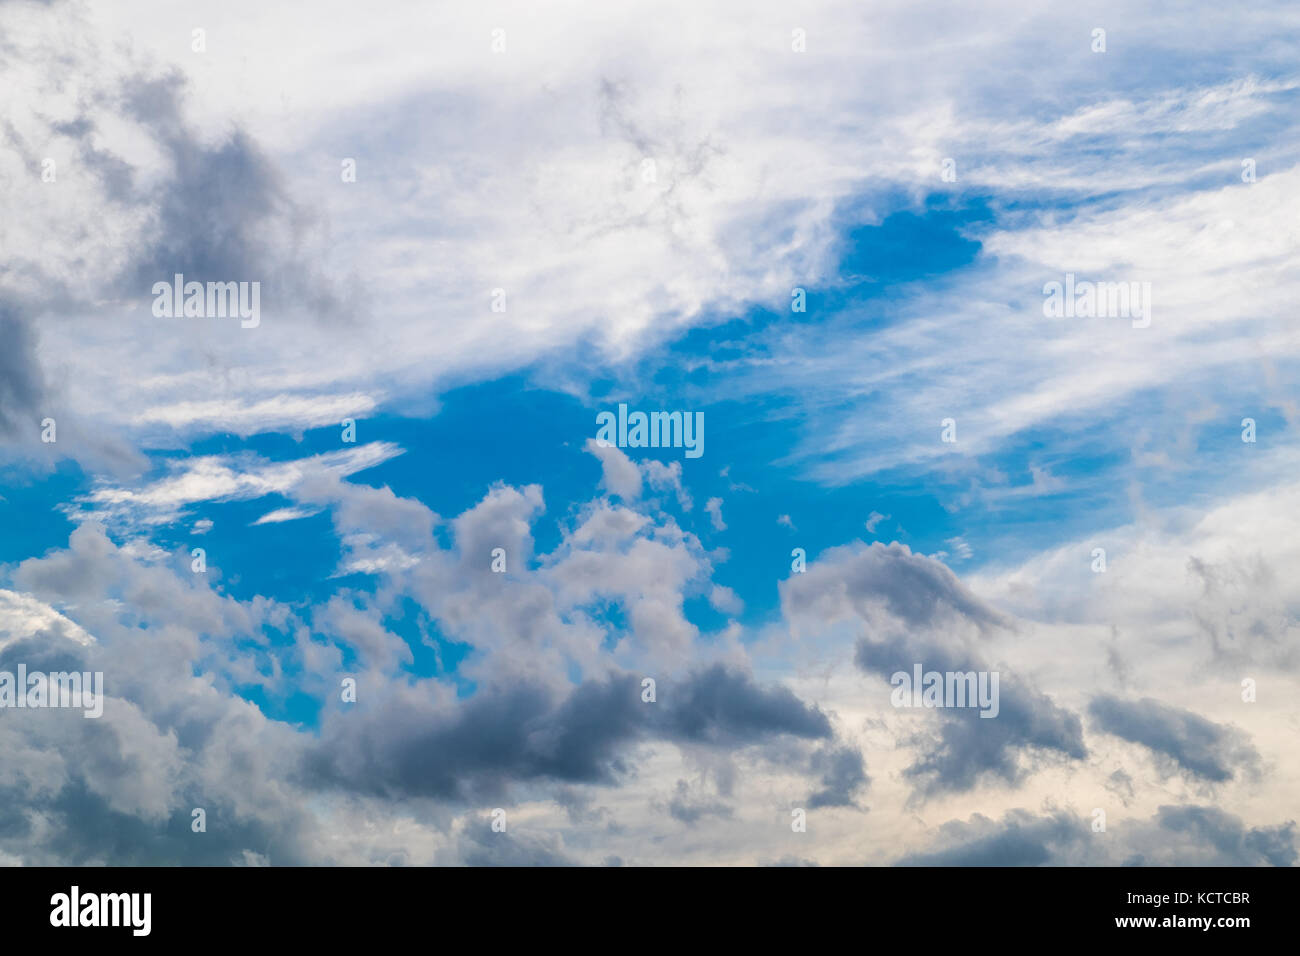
(782, 542, 1012, 639)
(1088, 695, 1260, 784)
(780, 542, 1085, 797)
(0, 589, 94, 649)
(586, 439, 642, 501)
(857, 638, 1086, 797)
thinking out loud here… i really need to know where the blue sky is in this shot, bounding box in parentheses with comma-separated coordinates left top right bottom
(0, 0, 1297, 866)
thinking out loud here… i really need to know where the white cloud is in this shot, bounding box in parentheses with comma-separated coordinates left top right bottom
(0, 589, 96, 649)
(705, 497, 726, 531)
(252, 506, 322, 525)
(78, 442, 403, 526)
(586, 438, 643, 501)
(8, 0, 1295, 462)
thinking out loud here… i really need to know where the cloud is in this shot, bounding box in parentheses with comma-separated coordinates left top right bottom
(807, 743, 869, 809)
(131, 394, 378, 436)
(660, 664, 832, 747)
(943, 536, 973, 561)
(0, 589, 95, 649)
(1088, 695, 1260, 783)
(664, 779, 733, 825)
(642, 459, 692, 510)
(314, 595, 413, 672)
(782, 541, 1012, 640)
(970, 479, 1300, 677)
(252, 506, 322, 525)
(586, 439, 642, 501)
(781, 542, 1083, 797)
(1, 0, 1297, 868)
(6, 0, 1299, 496)
(897, 806, 1297, 867)
(76, 442, 403, 528)
(302, 664, 832, 803)
(453, 825, 577, 867)
(857, 636, 1087, 797)
(896, 809, 1087, 866)
(0, 303, 44, 437)
(1135, 805, 1296, 867)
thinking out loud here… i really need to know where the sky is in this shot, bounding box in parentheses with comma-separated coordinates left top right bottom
(0, 0, 1297, 865)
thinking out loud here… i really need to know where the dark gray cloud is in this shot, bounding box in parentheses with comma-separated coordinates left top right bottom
(660, 663, 832, 746)
(1105, 767, 1136, 805)
(115, 70, 350, 323)
(1135, 805, 1296, 867)
(896, 809, 1085, 866)
(304, 665, 833, 802)
(896, 805, 1297, 867)
(0, 302, 45, 437)
(301, 677, 640, 802)
(1, 780, 309, 867)
(807, 743, 869, 809)
(453, 825, 577, 867)
(551, 786, 613, 827)
(856, 637, 1086, 798)
(783, 542, 1012, 636)
(0, 636, 319, 866)
(787, 544, 1084, 799)
(1088, 695, 1259, 783)
(765, 856, 821, 867)
(900, 687, 1086, 798)
(665, 779, 733, 825)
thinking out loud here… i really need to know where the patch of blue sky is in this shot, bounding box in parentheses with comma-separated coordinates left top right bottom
(0, 458, 83, 565)
(384, 595, 475, 694)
